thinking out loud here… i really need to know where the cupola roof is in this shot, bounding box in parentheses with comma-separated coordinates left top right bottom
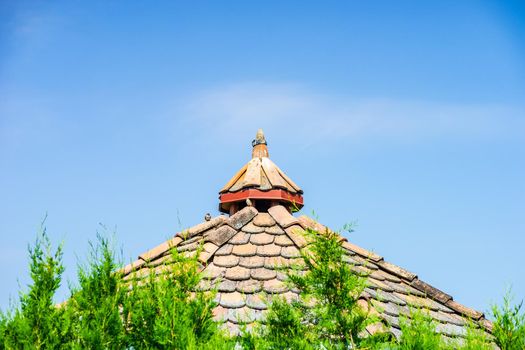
(219, 129, 303, 214)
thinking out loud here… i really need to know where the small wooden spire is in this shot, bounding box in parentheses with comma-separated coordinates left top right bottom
(219, 129, 303, 214)
(252, 129, 269, 158)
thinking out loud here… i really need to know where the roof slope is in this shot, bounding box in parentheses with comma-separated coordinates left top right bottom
(120, 206, 493, 340)
(219, 156, 302, 195)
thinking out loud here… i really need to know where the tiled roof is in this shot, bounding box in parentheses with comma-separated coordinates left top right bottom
(219, 154, 302, 195)
(120, 205, 494, 341)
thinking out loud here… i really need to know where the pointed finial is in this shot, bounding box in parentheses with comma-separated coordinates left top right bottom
(252, 129, 269, 158)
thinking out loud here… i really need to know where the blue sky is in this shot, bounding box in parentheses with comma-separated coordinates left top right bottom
(1, 1, 524, 314)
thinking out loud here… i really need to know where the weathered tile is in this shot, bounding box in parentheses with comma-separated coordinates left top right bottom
(219, 292, 245, 308)
(225, 266, 251, 281)
(187, 216, 227, 237)
(120, 259, 146, 276)
(202, 263, 226, 280)
(284, 225, 308, 248)
(430, 310, 466, 326)
(371, 300, 409, 317)
(237, 279, 262, 293)
(253, 213, 276, 227)
(206, 225, 238, 246)
(145, 254, 172, 268)
(176, 241, 200, 252)
(281, 246, 300, 258)
(265, 225, 285, 235)
(257, 244, 282, 257)
(246, 294, 268, 310)
(263, 279, 288, 294)
(228, 206, 258, 230)
(367, 278, 395, 292)
(366, 322, 388, 335)
(445, 300, 483, 320)
(411, 279, 452, 304)
(229, 231, 251, 245)
(369, 270, 386, 281)
(479, 318, 493, 333)
(264, 256, 288, 269)
(213, 305, 228, 322)
(436, 323, 466, 337)
(229, 306, 257, 324)
(297, 215, 329, 233)
(179, 235, 202, 246)
(196, 279, 213, 291)
(377, 261, 417, 281)
(390, 327, 402, 340)
(268, 205, 298, 228)
(222, 321, 240, 336)
(203, 242, 219, 253)
(350, 265, 371, 277)
(198, 250, 214, 264)
(342, 241, 383, 263)
(250, 232, 274, 245)
(366, 288, 407, 306)
(215, 244, 233, 256)
(251, 268, 277, 281)
(375, 270, 402, 283)
(276, 271, 287, 281)
(242, 222, 265, 234)
(381, 280, 424, 297)
(281, 291, 299, 302)
(381, 314, 400, 328)
(239, 256, 265, 268)
(214, 255, 240, 268)
(232, 243, 257, 257)
(274, 234, 294, 246)
(396, 293, 445, 310)
(217, 279, 237, 292)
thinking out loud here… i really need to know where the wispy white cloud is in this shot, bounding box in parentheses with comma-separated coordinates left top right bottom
(179, 81, 525, 147)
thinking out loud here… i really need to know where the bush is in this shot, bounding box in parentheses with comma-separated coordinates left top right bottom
(1, 220, 523, 349)
(0, 226, 67, 349)
(245, 226, 389, 349)
(491, 289, 525, 350)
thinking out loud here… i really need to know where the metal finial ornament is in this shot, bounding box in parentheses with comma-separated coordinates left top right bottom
(204, 213, 211, 221)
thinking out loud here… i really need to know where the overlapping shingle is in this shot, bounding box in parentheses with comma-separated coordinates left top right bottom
(121, 206, 494, 341)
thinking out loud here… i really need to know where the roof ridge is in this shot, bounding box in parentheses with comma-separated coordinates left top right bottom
(296, 215, 493, 332)
(119, 214, 228, 276)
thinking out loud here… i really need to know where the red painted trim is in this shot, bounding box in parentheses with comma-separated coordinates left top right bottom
(219, 189, 304, 206)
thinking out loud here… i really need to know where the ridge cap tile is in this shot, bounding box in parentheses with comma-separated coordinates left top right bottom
(205, 225, 238, 246)
(138, 235, 184, 262)
(119, 258, 146, 276)
(445, 299, 484, 320)
(342, 241, 383, 262)
(227, 206, 258, 230)
(180, 215, 227, 239)
(377, 260, 417, 282)
(267, 205, 299, 228)
(410, 278, 452, 304)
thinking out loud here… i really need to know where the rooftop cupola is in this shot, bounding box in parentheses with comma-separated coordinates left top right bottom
(219, 129, 304, 215)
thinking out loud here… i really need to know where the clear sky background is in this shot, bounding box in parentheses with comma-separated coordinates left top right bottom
(1, 1, 524, 314)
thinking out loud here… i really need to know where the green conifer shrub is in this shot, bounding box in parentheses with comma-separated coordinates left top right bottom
(491, 290, 525, 350)
(0, 226, 67, 349)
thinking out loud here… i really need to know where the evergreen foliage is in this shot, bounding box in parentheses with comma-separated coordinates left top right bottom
(0, 225, 67, 349)
(491, 290, 525, 350)
(0, 221, 523, 349)
(122, 247, 232, 349)
(243, 226, 389, 349)
(66, 233, 127, 348)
